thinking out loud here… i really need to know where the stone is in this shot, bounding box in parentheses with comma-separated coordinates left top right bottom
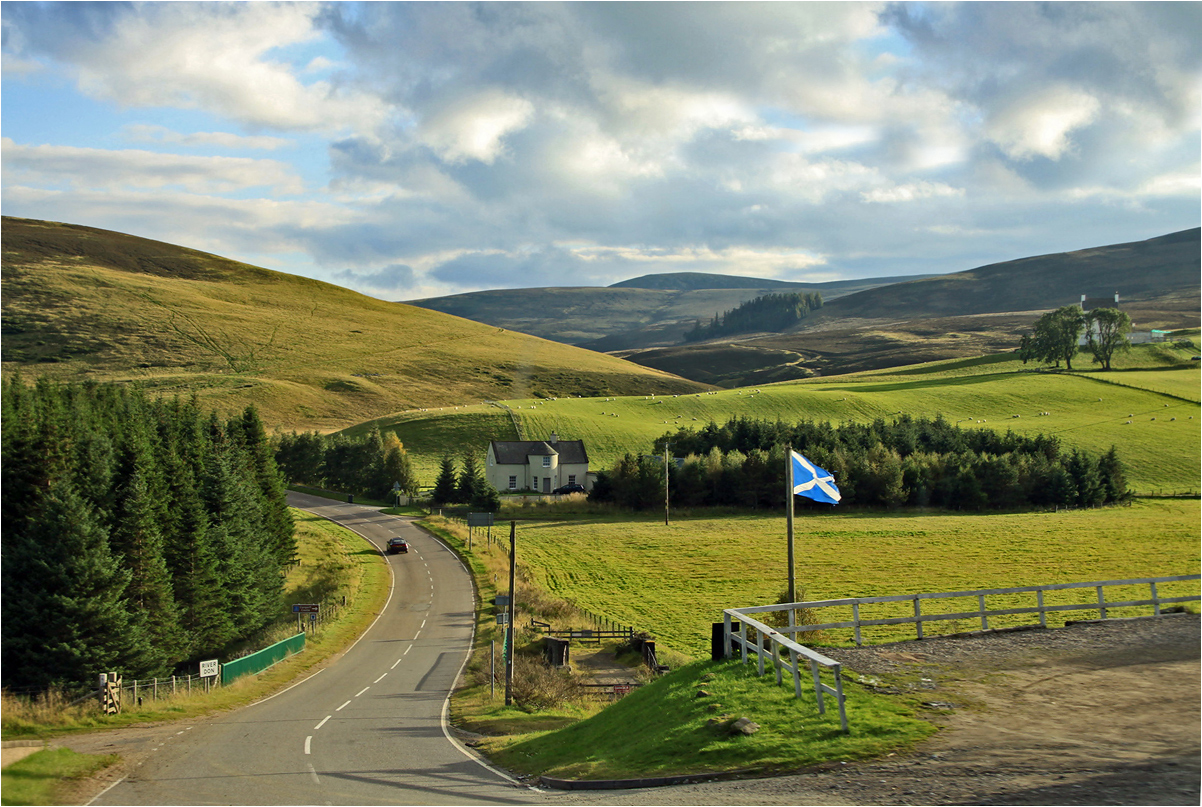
(695, 689, 712, 698)
(729, 717, 760, 736)
(706, 703, 722, 712)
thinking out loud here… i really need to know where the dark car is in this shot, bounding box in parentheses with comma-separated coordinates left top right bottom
(387, 537, 409, 554)
(552, 483, 586, 495)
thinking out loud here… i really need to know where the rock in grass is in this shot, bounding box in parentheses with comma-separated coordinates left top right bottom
(730, 717, 760, 735)
(695, 689, 713, 698)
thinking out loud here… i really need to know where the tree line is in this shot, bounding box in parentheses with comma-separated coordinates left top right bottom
(2, 377, 295, 691)
(590, 415, 1129, 511)
(430, 454, 500, 511)
(1019, 305, 1132, 370)
(684, 292, 823, 342)
(273, 427, 419, 501)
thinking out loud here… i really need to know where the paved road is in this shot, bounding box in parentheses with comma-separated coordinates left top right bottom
(95, 494, 537, 805)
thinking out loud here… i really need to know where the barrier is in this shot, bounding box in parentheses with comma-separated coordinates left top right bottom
(221, 633, 306, 686)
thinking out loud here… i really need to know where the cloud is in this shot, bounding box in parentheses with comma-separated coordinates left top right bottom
(2, 2, 385, 132)
(121, 125, 291, 152)
(985, 86, 1101, 161)
(2, 139, 304, 194)
(336, 263, 417, 294)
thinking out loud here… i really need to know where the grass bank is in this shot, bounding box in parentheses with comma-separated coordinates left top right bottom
(0, 747, 119, 806)
(480, 658, 934, 780)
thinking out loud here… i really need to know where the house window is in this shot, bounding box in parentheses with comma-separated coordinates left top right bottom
(568, 474, 576, 485)
(508, 476, 517, 490)
(532, 477, 538, 490)
(542, 455, 551, 467)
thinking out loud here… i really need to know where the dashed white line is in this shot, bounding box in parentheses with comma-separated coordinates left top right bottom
(336, 700, 351, 711)
(308, 763, 320, 784)
(304, 736, 312, 755)
(314, 715, 330, 730)
(355, 686, 370, 697)
(403, 645, 412, 655)
(391, 657, 403, 669)
(414, 630, 422, 640)
(374, 673, 387, 683)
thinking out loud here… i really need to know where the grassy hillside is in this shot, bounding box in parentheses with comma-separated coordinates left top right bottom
(0, 217, 706, 430)
(360, 341, 1200, 493)
(406, 276, 913, 350)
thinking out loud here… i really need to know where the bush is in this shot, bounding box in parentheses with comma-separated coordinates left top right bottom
(510, 655, 585, 711)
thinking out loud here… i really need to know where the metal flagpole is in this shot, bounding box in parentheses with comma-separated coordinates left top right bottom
(786, 446, 795, 603)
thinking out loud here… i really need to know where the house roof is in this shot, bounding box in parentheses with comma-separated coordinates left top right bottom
(490, 438, 589, 465)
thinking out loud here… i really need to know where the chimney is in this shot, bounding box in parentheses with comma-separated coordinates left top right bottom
(549, 432, 558, 444)
(1114, 291, 1120, 305)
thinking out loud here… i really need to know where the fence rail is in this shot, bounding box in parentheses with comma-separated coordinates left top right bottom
(743, 574, 1200, 646)
(722, 610, 848, 733)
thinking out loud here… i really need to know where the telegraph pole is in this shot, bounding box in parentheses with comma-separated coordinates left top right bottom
(504, 521, 516, 706)
(664, 442, 671, 526)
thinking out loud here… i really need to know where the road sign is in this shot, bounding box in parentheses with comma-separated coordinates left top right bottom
(496, 613, 509, 625)
(310, 612, 318, 622)
(292, 604, 319, 613)
(199, 659, 220, 678)
(614, 684, 633, 698)
(493, 595, 510, 607)
(467, 512, 494, 527)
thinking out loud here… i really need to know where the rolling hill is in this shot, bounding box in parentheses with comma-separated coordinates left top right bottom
(0, 217, 708, 430)
(405, 273, 924, 349)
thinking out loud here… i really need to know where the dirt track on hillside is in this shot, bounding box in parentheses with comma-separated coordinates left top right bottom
(567, 614, 1200, 806)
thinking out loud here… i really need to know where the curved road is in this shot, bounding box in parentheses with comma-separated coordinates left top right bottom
(95, 494, 537, 805)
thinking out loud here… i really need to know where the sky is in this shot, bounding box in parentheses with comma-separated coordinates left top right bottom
(2, 2, 1199, 301)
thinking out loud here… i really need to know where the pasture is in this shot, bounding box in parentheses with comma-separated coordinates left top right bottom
(502, 498, 1200, 659)
(367, 343, 1201, 494)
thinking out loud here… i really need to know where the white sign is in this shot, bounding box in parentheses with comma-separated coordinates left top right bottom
(199, 659, 220, 678)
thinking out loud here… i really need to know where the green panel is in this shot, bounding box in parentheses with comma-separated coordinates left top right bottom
(221, 633, 305, 686)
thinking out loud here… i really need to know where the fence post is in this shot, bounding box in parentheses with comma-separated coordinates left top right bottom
(1151, 581, 1160, 615)
(1096, 585, 1107, 619)
(832, 667, 849, 734)
(772, 637, 783, 685)
(1037, 589, 1047, 628)
(809, 659, 825, 714)
(853, 602, 862, 646)
(739, 621, 748, 664)
(756, 629, 765, 676)
(978, 594, 989, 631)
(790, 647, 802, 699)
(913, 597, 924, 639)
(723, 613, 732, 659)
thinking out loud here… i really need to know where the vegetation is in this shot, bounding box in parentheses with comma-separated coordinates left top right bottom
(273, 426, 419, 501)
(592, 415, 1129, 511)
(0, 746, 119, 806)
(1084, 307, 1133, 370)
(684, 292, 823, 342)
(1019, 306, 1085, 369)
(0, 217, 706, 431)
(1, 377, 294, 692)
(480, 658, 934, 780)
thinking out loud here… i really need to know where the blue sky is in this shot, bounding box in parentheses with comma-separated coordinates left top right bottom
(3, 2, 1199, 300)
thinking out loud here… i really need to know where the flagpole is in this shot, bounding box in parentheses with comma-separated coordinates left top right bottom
(786, 446, 795, 603)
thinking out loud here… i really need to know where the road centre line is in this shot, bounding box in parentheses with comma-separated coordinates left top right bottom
(391, 657, 403, 668)
(355, 686, 370, 697)
(336, 700, 351, 711)
(314, 715, 330, 730)
(403, 645, 412, 655)
(414, 630, 422, 640)
(374, 673, 387, 683)
(304, 736, 312, 755)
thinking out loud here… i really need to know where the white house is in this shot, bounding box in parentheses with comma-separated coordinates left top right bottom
(486, 432, 590, 494)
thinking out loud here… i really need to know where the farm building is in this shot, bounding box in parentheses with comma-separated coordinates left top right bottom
(486, 432, 591, 494)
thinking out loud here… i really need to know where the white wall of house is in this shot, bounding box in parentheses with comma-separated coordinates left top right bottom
(485, 444, 590, 493)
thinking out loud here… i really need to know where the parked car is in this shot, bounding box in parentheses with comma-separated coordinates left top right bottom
(387, 537, 409, 554)
(552, 483, 586, 495)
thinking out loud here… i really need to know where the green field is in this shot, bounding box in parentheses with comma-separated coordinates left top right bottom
(503, 499, 1200, 659)
(367, 344, 1200, 493)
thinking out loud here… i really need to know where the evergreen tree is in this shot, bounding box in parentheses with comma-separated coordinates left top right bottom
(457, 453, 484, 505)
(432, 455, 458, 505)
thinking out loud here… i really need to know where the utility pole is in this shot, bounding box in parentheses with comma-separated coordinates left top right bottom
(786, 446, 795, 603)
(504, 521, 516, 706)
(664, 442, 671, 526)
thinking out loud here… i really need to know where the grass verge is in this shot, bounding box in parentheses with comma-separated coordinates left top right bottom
(1, 748, 120, 806)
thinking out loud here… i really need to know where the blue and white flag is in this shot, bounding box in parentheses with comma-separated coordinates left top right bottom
(791, 450, 841, 504)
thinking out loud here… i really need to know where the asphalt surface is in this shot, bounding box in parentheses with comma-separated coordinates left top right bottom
(93, 494, 536, 805)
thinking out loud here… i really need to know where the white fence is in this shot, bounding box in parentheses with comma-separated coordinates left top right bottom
(722, 610, 849, 733)
(755, 574, 1200, 647)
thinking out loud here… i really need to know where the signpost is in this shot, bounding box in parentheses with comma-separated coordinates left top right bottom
(199, 659, 220, 678)
(293, 603, 319, 632)
(468, 512, 494, 548)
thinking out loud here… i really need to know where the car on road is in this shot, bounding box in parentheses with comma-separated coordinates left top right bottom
(551, 483, 586, 495)
(387, 537, 409, 554)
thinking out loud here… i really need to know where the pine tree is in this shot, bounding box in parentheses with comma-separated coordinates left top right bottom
(432, 455, 458, 505)
(1, 481, 140, 690)
(457, 453, 484, 504)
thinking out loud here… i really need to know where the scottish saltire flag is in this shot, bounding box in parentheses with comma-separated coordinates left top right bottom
(791, 450, 841, 504)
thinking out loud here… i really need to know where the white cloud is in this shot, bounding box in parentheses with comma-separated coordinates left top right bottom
(862, 181, 964, 204)
(2, 139, 304, 195)
(985, 86, 1101, 161)
(417, 91, 535, 165)
(121, 125, 291, 151)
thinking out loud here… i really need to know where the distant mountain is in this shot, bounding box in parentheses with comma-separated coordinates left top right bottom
(406, 272, 923, 349)
(1, 217, 708, 430)
(617, 229, 1201, 384)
